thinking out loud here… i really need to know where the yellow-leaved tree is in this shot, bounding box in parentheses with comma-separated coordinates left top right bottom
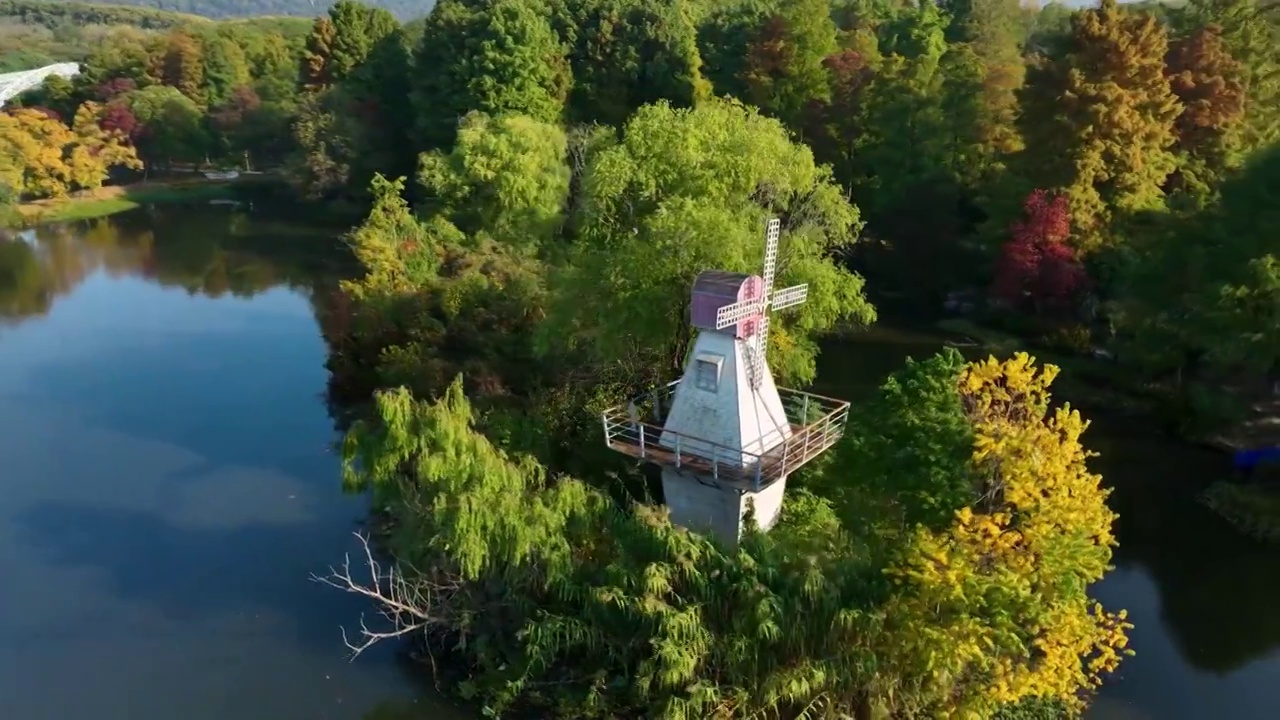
(67, 101, 142, 191)
(0, 104, 141, 199)
(867, 353, 1131, 717)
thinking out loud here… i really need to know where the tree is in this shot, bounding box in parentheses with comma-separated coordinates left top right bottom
(66, 101, 142, 189)
(1114, 145, 1280, 394)
(99, 101, 141, 145)
(1179, 0, 1280, 156)
(0, 104, 140, 198)
(199, 32, 252, 107)
(300, 16, 339, 91)
(157, 30, 207, 105)
(301, 0, 400, 92)
(991, 189, 1086, 315)
(739, 0, 839, 129)
(1164, 23, 1248, 206)
(564, 0, 712, 127)
(1019, 0, 1181, 250)
(417, 112, 570, 252)
(947, 0, 1027, 170)
(868, 353, 1131, 717)
(543, 99, 875, 386)
(412, 0, 571, 151)
(125, 85, 209, 167)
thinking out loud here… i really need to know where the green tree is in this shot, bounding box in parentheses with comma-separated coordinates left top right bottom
(125, 85, 209, 167)
(417, 113, 570, 252)
(739, 0, 839, 129)
(543, 99, 875, 385)
(1115, 146, 1280, 399)
(412, 0, 571, 151)
(329, 350, 1128, 718)
(198, 32, 251, 107)
(564, 0, 712, 127)
(947, 0, 1027, 171)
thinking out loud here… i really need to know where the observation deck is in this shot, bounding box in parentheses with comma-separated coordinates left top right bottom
(601, 380, 850, 492)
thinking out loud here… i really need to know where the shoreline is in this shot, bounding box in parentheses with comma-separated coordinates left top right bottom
(10, 174, 280, 227)
(935, 317, 1280, 544)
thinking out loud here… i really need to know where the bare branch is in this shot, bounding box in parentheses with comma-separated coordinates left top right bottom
(313, 532, 463, 659)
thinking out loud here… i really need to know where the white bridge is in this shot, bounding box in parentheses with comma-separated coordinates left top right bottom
(0, 63, 80, 107)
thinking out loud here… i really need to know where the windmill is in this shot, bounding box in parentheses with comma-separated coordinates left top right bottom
(600, 217, 851, 546)
(712, 218, 809, 391)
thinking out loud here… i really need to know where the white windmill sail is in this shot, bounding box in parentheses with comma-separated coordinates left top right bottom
(713, 218, 808, 390)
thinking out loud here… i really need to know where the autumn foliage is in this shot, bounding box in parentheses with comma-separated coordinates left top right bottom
(992, 190, 1086, 313)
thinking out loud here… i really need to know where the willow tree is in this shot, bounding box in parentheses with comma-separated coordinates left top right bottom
(416, 112, 571, 252)
(542, 98, 875, 387)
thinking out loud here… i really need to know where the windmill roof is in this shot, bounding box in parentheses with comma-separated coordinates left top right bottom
(692, 270, 753, 299)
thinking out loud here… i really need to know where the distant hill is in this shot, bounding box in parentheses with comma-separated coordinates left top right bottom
(17, 0, 436, 20)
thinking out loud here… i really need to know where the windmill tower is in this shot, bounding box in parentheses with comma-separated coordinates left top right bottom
(602, 219, 851, 546)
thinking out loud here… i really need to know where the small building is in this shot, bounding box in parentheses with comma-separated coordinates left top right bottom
(601, 219, 850, 545)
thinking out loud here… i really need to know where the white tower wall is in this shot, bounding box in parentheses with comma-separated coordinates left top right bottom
(660, 467, 788, 546)
(656, 329, 795, 546)
(657, 330, 793, 466)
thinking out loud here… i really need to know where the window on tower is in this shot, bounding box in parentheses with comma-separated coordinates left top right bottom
(694, 353, 723, 393)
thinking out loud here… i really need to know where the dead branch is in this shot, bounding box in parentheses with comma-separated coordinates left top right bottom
(313, 532, 464, 658)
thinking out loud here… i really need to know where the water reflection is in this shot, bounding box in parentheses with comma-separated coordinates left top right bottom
(0, 203, 351, 325)
(0, 205, 467, 720)
(815, 325, 1280, 720)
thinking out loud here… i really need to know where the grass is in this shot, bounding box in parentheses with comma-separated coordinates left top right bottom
(10, 177, 253, 227)
(1201, 481, 1280, 543)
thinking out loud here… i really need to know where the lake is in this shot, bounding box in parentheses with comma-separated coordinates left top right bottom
(0, 204, 467, 720)
(0, 207, 1276, 719)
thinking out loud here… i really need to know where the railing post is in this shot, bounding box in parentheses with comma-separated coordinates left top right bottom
(802, 395, 810, 424)
(601, 414, 609, 443)
(712, 446, 719, 480)
(639, 424, 646, 458)
(675, 434, 682, 468)
(754, 462, 762, 492)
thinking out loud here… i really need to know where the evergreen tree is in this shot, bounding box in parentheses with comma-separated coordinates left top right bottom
(412, 0, 571, 151)
(1020, 0, 1180, 250)
(1164, 23, 1247, 206)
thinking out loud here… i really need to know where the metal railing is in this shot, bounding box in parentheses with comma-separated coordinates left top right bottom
(601, 381, 850, 491)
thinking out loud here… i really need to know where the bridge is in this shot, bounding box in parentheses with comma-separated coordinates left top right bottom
(0, 63, 80, 107)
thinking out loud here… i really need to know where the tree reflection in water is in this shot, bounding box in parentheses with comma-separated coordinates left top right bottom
(0, 201, 355, 326)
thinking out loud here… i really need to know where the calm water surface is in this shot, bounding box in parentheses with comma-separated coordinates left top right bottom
(1, 209, 1276, 719)
(0, 205, 466, 720)
(819, 326, 1280, 720)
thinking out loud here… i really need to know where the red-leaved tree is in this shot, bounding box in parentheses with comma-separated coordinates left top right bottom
(992, 190, 1087, 314)
(99, 101, 141, 144)
(94, 77, 137, 102)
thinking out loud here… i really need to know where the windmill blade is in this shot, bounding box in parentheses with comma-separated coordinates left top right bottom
(761, 218, 780, 296)
(758, 313, 770, 356)
(771, 284, 808, 311)
(716, 299, 760, 329)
